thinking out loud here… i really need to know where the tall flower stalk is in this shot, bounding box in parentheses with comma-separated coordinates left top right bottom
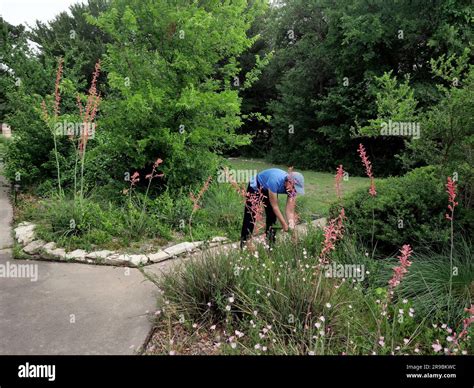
(40, 58, 64, 197)
(76, 61, 101, 202)
(358, 144, 377, 249)
(306, 166, 347, 328)
(445, 176, 458, 322)
(246, 187, 267, 236)
(140, 157, 164, 224)
(319, 209, 346, 264)
(376, 244, 413, 353)
(335, 164, 344, 200)
(189, 176, 212, 241)
(388, 244, 413, 295)
(225, 167, 267, 242)
(319, 165, 347, 264)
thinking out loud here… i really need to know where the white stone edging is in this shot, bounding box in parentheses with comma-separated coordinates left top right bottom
(14, 222, 229, 267)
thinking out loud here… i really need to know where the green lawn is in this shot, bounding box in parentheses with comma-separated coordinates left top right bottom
(227, 157, 371, 218)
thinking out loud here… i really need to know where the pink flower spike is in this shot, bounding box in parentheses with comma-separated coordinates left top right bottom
(388, 244, 413, 291)
(358, 144, 377, 197)
(130, 171, 140, 187)
(335, 165, 344, 199)
(445, 176, 458, 222)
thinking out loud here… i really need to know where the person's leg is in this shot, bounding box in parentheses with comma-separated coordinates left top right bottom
(263, 190, 277, 245)
(240, 185, 256, 248)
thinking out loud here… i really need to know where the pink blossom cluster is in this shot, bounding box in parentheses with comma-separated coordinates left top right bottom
(124, 157, 163, 195)
(41, 58, 64, 121)
(53, 58, 64, 117)
(77, 61, 101, 154)
(320, 208, 346, 263)
(146, 158, 164, 180)
(388, 244, 413, 290)
(358, 144, 376, 196)
(445, 176, 458, 221)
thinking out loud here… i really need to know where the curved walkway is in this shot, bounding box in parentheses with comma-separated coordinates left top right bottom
(0, 174, 158, 355)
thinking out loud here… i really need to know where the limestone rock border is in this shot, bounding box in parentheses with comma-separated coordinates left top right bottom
(13, 218, 326, 267)
(14, 222, 229, 268)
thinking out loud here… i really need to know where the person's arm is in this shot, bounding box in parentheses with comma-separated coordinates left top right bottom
(286, 195, 296, 230)
(268, 190, 288, 231)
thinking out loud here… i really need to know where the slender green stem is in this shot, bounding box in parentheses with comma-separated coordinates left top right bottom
(52, 131, 63, 197)
(79, 144, 86, 201)
(447, 214, 454, 322)
(371, 207, 375, 250)
(73, 140, 79, 200)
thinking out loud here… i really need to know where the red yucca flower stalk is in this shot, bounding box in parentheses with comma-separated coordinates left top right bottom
(246, 187, 267, 235)
(335, 164, 344, 199)
(451, 305, 474, 348)
(388, 244, 413, 292)
(130, 172, 140, 187)
(319, 209, 346, 264)
(40, 57, 64, 121)
(378, 244, 413, 334)
(146, 158, 164, 181)
(190, 176, 212, 212)
(224, 167, 266, 236)
(224, 167, 247, 200)
(286, 167, 298, 199)
(53, 58, 64, 118)
(40, 100, 49, 122)
(77, 61, 101, 154)
(319, 165, 347, 263)
(40, 58, 64, 196)
(436, 305, 474, 354)
(123, 171, 140, 196)
(445, 176, 459, 321)
(445, 177, 458, 221)
(358, 144, 376, 196)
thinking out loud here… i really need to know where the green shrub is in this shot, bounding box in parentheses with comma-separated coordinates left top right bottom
(22, 196, 172, 251)
(334, 166, 472, 252)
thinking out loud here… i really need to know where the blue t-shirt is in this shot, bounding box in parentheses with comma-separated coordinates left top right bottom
(250, 168, 288, 194)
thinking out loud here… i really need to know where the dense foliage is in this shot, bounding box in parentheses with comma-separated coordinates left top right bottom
(242, 0, 473, 175)
(334, 166, 473, 252)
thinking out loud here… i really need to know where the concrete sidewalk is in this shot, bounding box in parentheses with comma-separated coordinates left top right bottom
(0, 174, 158, 355)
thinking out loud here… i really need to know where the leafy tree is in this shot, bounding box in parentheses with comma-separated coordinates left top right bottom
(235, 8, 276, 156)
(266, 0, 473, 175)
(29, 0, 110, 93)
(88, 0, 266, 189)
